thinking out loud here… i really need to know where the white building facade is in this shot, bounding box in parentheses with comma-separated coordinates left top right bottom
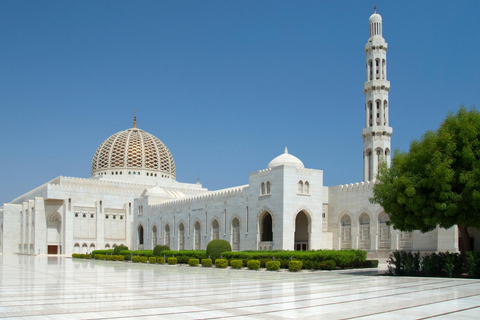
(0, 10, 469, 256)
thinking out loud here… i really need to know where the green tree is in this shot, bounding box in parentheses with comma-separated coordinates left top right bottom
(371, 107, 480, 254)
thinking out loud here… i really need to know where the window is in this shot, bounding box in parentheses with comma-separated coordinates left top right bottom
(82, 213, 86, 218)
(105, 215, 109, 219)
(74, 213, 78, 217)
(90, 214, 94, 218)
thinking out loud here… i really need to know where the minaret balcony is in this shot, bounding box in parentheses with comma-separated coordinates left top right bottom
(364, 80, 390, 92)
(362, 126, 393, 138)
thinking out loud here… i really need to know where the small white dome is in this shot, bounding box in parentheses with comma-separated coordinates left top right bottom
(144, 186, 170, 198)
(369, 12, 382, 23)
(268, 147, 304, 169)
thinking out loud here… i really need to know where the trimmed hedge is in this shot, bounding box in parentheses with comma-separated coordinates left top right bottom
(113, 245, 128, 255)
(201, 259, 213, 267)
(467, 252, 480, 278)
(157, 257, 165, 264)
(206, 240, 232, 261)
(167, 257, 177, 265)
(221, 249, 366, 269)
(230, 260, 243, 269)
(189, 258, 200, 267)
(132, 256, 141, 263)
(247, 260, 260, 270)
(289, 261, 303, 272)
(266, 261, 281, 271)
(364, 260, 379, 268)
(140, 257, 148, 263)
(215, 259, 228, 268)
(153, 245, 170, 256)
(72, 254, 91, 259)
(92, 250, 114, 255)
(149, 257, 156, 264)
(318, 260, 336, 270)
(161, 250, 207, 261)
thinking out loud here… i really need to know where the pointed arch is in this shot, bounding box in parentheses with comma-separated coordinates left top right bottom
(137, 224, 144, 248)
(178, 222, 185, 250)
(298, 180, 304, 193)
(194, 221, 201, 250)
(340, 214, 352, 249)
(378, 212, 391, 251)
(358, 212, 371, 250)
(164, 224, 171, 248)
(152, 225, 158, 247)
(211, 218, 220, 240)
(231, 217, 240, 251)
(294, 210, 311, 250)
(259, 211, 273, 243)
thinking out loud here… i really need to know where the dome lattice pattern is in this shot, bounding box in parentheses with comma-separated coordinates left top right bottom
(91, 128, 175, 176)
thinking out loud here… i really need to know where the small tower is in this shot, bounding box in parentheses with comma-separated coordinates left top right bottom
(362, 7, 393, 181)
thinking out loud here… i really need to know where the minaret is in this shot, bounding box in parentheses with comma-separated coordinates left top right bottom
(362, 7, 393, 181)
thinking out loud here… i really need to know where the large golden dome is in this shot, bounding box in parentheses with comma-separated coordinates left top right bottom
(91, 127, 176, 180)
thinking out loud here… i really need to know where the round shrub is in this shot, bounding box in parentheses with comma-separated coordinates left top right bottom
(149, 257, 156, 264)
(117, 255, 125, 261)
(114, 245, 128, 255)
(230, 260, 243, 269)
(132, 256, 140, 263)
(206, 240, 232, 261)
(266, 261, 281, 271)
(247, 260, 260, 270)
(201, 259, 212, 267)
(189, 258, 199, 267)
(157, 257, 165, 264)
(215, 259, 228, 268)
(289, 261, 303, 272)
(318, 260, 336, 270)
(167, 257, 177, 265)
(140, 257, 148, 263)
(153, 245, 170, 256)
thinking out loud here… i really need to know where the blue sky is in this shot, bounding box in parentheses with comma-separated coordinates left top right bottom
(1, 1, 479, 205)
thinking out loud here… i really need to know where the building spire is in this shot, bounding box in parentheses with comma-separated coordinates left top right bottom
(133, 109, 137, 128)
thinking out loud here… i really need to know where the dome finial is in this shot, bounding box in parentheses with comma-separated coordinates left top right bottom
(374, 5, 376, 13)
(284, 146, 288, 154)
(133, 109, 137, 128)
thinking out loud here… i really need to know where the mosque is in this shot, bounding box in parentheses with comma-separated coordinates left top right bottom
(0, 10, 462, 256)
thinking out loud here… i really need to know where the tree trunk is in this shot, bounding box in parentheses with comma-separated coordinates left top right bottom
(458, 224, 471, 268)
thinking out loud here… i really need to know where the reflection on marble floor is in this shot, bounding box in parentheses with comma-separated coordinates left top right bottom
(0, 255, 479, 319)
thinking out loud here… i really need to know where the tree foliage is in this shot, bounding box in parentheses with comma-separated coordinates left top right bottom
(371, 107, 480, 252)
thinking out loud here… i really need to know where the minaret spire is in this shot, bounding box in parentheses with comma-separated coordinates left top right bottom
(133, 109, 137, 128)
(362, 8, 392, 181)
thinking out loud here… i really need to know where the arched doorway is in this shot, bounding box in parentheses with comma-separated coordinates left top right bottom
(340, 214, 352, 249)
(231, 218, 240, 251)
(378, 212, 391, 251)
(47, 212, 62, 254)
(164, 224, 170, 248)
(138, 225, 144, 249)
(358, 213, 371, 250)
(211, 219, 219, 240)
(179, 223, 185, 250)
(194, 221, 201, 250)
(152, 225, 157, 247)
(259, 212, 273, 250)
(294, 211, 309, 250)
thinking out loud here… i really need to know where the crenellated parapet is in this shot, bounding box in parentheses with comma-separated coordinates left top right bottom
(152, 185, 248, 210)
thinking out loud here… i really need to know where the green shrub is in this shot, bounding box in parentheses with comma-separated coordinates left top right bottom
(114, 245, 128, 255)
(92, 249, 114, 255)
(177, 256, 190, 264)
(149, 257, 156, 264)
(72, 253, 91, 259)
(117, 255, 125, 261)
(266, 261, 281, 271)
(387, 251, 421, 276)
(215, 259, 228, 268)
(318, 260, 336, 270)
(161, 250, 207, 261)
(230, 260, 243, 269)
(140, 257, 148, 263)
(289, 261, 303, 272)
(201, 259, 212, 267)
(94, 254, 107, 260)
(132, 256, 140, 263)
(364, 260, 379, 268)
(189, 258, 200, 267)
(153, 245, 170, 256)
(247, 260, 260, 270)
(157, 257, 165, 264)
(167, 257, 177, 265)
(467, 252, 480, 278)
(206, 240, 232, 261)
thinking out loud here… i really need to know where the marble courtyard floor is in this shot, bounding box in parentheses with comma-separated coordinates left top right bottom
(1, 255, 480, 319)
